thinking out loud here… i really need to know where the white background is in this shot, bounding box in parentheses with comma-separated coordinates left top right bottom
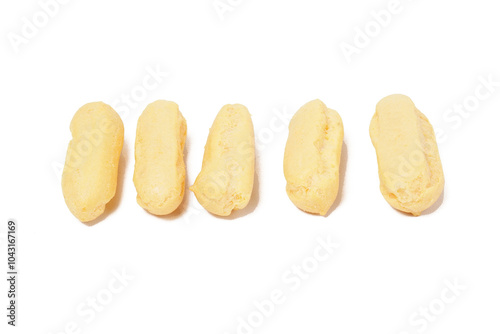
(1, 0, 500, 333)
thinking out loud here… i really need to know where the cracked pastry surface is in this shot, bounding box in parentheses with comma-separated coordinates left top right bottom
(190, 104, 255, 216)
(284, 99, 344, 216)
(370, 94, 444, 216)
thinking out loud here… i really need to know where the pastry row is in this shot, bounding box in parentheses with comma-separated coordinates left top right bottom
(61, 95, 444, 223)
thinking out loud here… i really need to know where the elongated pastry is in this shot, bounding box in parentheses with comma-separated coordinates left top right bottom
(62, 102, 124, 223)
(133, 100, 187, 215)
(190, 104, 255, 216)
(284, 99, 344, 215)
(370, 94, 444, 216)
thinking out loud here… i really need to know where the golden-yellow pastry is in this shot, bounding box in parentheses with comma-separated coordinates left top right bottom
(133, 100, 187, 215)
(369, 94, 444, 216)
(190, 104, 255, 216)
(283, 99, 344, 215)
(62, 102, 124, 223)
